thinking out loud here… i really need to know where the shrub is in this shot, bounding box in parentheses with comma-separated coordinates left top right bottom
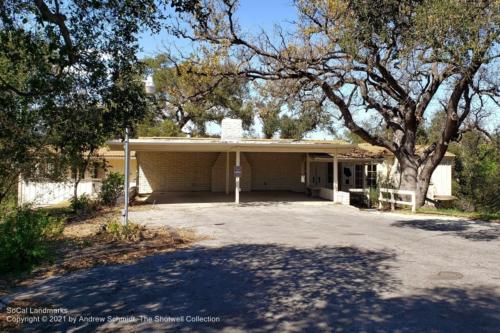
(100, 172, 125, 206)
(0, 208, 62, 273)
(70, 194, 99, 215)
(105, 219, 143, 241)
(368, 187, 379, 208)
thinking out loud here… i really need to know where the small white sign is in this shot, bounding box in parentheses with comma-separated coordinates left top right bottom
(234, 166, 241, 177)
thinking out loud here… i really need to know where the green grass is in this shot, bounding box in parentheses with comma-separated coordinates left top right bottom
(400, 207, 500, 221)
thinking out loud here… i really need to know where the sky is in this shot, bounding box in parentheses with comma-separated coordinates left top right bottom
(138, 0, 297, 58)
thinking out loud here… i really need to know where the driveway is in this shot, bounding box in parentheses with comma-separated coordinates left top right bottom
(8, 202, 500, 332)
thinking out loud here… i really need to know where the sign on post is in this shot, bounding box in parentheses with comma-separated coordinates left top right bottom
(234, 165, 241, 177)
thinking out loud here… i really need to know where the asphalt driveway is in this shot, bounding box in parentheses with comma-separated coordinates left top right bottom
(8, 202, 500, 332)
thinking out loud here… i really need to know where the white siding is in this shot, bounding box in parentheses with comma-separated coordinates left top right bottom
(430, 160, 453, 196)
(375, 157, 453, 197)
(18, 180, 101, 207)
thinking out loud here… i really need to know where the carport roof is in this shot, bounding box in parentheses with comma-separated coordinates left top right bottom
(106, 137, 356, 153)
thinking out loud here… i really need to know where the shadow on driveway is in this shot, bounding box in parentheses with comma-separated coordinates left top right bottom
(392, 219, 500, 241)
(14, 244, 500, 332)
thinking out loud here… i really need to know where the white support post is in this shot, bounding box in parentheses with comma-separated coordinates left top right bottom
(363, 164, 368, 189)
(364, 164, 369, 205)
(379, 191, 383, 210)
(306, 154, 310, 187)
(235, 150, 240, 204)
(411, 192, 416, 213)
(333, 154, 338, 203)
(225, 151, 229, 194)
(122, 127, 130, 226)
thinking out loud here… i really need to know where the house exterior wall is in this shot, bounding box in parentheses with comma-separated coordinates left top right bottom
(137, 152, 219, 193)
(137, 151, 306, 194)
(430, 159, 453, 196)
(246, 153, 306, 192)
(106, 159, 137, 183)
(18, 180, 101, 207)
(376, 156, 453, 196)
(211, 152, 251, 192)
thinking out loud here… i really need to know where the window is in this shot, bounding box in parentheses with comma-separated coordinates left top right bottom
(327, 163, 333, 183)
(355, 165, 363, 188)
(367, 164, 377, 187)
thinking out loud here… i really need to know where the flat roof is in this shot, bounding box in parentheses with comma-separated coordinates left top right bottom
(106, 137, 356, 153)
(106, 137, 454, 157)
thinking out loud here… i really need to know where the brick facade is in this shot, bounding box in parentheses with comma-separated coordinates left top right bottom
(246, 153, 306, 192)
(137, 151, 305, 194)
(137, 152, 219, 193)
(211, 152, 252, 192)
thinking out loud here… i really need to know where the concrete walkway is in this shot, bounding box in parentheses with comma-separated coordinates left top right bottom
(9, 202, 500, 332)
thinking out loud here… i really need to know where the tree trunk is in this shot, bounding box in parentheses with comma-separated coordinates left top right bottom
(73, 176, 80, 203)
(398, 157, 441, 208)
(416, 171, 432, 208)
(398, 158, 428, 208)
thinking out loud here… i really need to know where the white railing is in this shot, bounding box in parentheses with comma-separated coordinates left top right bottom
(349, 188, 370, 204)
(378, 188, 416, 213)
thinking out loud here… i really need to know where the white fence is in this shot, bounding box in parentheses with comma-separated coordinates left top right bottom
(378, 188, 416, 213)
(18, 180, 102, 207)
(349, 188, 370, 204)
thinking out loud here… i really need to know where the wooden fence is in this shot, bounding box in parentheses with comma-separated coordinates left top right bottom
(378, 188, 416, 213)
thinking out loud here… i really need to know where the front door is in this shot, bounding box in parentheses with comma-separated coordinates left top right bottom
(342, 163, 355, 191)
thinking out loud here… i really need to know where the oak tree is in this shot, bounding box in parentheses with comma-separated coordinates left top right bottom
(172, 0, 499, 207)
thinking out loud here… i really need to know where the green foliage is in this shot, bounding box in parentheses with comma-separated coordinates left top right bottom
(70, 194, 99, 215)
(451, 133, 500, 212)
(100, 172, 125, 206)
(137, 118, 185, 137)
(0, 208, 63, 273)
(415, 207, 500, 221)
(106, 219, 143, 241)
(256, 81, 329, 139)
(144, 55, 253, 135)
(280, 115, 316, 139)
(0, 0, 201, 204)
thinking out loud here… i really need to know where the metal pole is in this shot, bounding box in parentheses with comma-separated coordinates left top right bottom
(235, 150, 240, 204)
(122, 127, 130, 226)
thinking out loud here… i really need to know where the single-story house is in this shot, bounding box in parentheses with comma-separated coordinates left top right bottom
(17, 149, 137, 206)
(106, 119, 454, 206)
(19, 119, 454, 207)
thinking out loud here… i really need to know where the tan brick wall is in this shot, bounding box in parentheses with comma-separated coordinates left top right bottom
(211, 152, 252, 192)
(137, 152, 219, 193)
(246, 153, 306, 192)
(106, 159, 137, 182)
(137, 151, 306, 194)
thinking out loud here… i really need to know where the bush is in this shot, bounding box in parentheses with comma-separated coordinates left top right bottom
(0, 208, 62, 273)
(105, 219, 143, 241)
(100, 172, 125, 206)
(70, 194, 99, 215)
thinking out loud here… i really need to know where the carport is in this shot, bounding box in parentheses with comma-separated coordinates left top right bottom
(107, 137, 355, 205)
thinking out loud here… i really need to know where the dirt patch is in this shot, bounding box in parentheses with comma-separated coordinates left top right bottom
(24, 227, 203, 285)
(1, 208, 206, 291)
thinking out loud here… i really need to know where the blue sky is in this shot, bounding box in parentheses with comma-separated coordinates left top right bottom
(138, 0, 297, 58)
